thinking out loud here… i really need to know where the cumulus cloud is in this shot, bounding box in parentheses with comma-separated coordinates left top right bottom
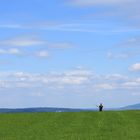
(0, 68, 91, 88)
(130, 63, 140, 71)
(1, 68, 140, 93)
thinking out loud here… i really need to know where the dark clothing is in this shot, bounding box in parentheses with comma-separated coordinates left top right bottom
(99, 105, 103, 111)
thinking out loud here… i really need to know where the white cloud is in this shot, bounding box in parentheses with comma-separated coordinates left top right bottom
(0, 48, 21, 55)
(0, 48, 51, 58)
(59, 76, 87, 85)
(43, 68, 92, 85)
(35, 50, 50, 58)
(0, 34, 75, 49)
(104, 74, 128, 81)
(122, 81, 140, 88)
(0, 68, 140, 92)
(130, 63, 140, 71)
(0, 68, 92, 89)
(94, 83, 115, 90)
(0, 34, 74, 58)
(8, 48, 21, 55)
(0, 36, 45, 47)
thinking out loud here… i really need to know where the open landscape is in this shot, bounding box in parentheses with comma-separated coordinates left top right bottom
(0, 1, 140, 139)
(0, 110, 139, 140)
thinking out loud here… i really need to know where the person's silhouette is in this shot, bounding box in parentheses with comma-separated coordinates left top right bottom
(99, 103, 103, 111)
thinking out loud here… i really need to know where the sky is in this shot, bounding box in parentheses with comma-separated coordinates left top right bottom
(0, 0, 140, 108)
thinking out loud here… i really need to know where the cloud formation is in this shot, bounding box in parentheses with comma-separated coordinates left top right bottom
(35, 50, 50, 58)
(0, 34, 74, 59)
(0, 48, 21, 55)
(0, 35, 45, 47)
(0, 34, 74, 49)
(0, 67, 140, 93)
(130, 63, 140, 71)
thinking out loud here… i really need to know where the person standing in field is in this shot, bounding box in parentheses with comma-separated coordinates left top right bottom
(97, 103, 103, 112)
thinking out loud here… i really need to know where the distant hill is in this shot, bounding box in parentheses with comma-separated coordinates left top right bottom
(121, 103, 140, 110)
(0, 103, 139, 113)
(0, 107, 97, 113)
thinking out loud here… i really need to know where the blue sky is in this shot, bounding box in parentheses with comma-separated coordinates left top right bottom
(0, 0, 140, 108)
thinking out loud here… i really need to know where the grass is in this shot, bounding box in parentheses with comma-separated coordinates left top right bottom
(0, 110, 139, 140)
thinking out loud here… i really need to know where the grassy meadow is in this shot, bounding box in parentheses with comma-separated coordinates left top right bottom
(0, 111, 139, 140)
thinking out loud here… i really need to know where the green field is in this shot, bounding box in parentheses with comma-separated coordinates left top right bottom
(0, 111, 139, 140)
